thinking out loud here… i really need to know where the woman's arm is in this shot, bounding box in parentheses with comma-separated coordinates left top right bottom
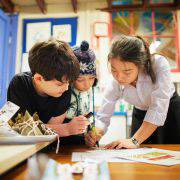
(132, 121, 158, 144)
(105, 121, 158, 149)
(96, 78, 121, 133)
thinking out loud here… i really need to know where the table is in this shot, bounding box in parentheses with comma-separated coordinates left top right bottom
(1, 144, 180, 180)
(0, 142, 52, 175)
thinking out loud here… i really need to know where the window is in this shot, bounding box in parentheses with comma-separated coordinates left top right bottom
(111, 0, 179, 72)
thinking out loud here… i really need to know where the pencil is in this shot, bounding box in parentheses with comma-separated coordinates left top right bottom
(91, 125, 99, 148)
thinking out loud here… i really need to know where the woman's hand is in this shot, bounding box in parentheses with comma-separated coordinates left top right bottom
(104, 138, 138, 149)
(85, 128, 104, 147)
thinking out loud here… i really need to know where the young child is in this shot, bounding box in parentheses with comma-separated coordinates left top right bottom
(60, 41, 97, 144)
(85, 35, 180, 148)
(7, 39, 89, 137)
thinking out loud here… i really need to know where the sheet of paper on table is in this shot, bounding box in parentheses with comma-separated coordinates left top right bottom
(72, 148, 136, 162)
(116, 148, 180, 166)
(72, 148, 180, 166)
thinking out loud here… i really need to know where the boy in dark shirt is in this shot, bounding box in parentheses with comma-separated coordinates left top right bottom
(7, 39, 89, 137)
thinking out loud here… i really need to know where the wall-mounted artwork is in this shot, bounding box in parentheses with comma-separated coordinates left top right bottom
(23, 17, 77, 53)
(112, 10, 178, 70)
(53, 24, 72, 42)
(26, 22, 51, 52)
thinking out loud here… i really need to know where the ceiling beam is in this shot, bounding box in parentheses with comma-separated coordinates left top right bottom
(174, 0, 180, 9)
(150, 2, 179, 9)
(143, 0, 149, 10)
(35, 0, 47, 14)
(106, 0, 112, 9)
(98, 0, 180, 12)
(0, 0, 14, 13)
(71, 0, 77, 13)
(98, 4, 143, 12)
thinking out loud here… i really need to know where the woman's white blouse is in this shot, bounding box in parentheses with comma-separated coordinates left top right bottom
(96, 55, 175, 133)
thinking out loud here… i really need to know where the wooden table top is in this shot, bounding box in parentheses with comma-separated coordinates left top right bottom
(0, 142, 52, 175)
(1, 144, 180, 180)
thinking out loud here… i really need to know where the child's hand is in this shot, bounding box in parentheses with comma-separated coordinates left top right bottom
(85, 128, 104, 147)
(67, 116, 90, 135)
(104, 139, 137, 149)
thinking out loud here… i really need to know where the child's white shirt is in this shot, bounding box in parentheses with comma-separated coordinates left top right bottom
(66, 88, 92, 119)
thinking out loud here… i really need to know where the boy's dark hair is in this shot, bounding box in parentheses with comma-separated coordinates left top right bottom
(29, 38, 80, 82)
(108, 35, 156, 83)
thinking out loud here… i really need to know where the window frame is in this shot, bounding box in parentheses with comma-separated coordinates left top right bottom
(129, 10, 180, 72)
(110, 9, 180, 72)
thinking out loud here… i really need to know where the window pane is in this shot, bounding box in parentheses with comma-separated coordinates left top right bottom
(150, 0, 174, 4)
(144, 37, 177, 69)
(112, 12, 131, 36)
(154, 38, 177, 69)
(134, 11, 153, 36)
(154, 10, 174, 35)
(112, 0, 142, 5)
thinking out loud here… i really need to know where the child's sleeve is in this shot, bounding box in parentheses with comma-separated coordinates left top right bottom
(96, 78, 121, 133)
(66, 92, 77, 119)
(144, 56, 175, 126)
(7, 76, 30, 114)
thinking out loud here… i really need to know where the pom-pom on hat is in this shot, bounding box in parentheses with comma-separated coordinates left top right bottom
(73, 41, 96, 75)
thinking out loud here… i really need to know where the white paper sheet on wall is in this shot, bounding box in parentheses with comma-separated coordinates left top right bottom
(53, 24, 72, 42)
(26, 22, 51, 52)
(21, 53, 30, 72)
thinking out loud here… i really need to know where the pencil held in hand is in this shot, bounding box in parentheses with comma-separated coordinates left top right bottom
(91, 124, 100, 148)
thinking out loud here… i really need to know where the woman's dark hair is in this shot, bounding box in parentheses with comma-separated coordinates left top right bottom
(108, 35, 156, 83)
(29, 38, 80, 82)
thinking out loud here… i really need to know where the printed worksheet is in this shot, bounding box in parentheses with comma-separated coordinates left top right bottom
(116, 148, 180, 166)
(72, 148, 139, 162)
(72, 152, 133, 162)
(72, 148, 180, 166)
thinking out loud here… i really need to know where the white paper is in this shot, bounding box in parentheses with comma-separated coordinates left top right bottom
(53, 24, 72, 42)
(72, 149, 134, 163)
(21, 53, 30, 72)
(0, 126, 20, 137)
(72, 148, 180, 165)
(0, 101, 19, 124)
(26, 22, 51, 52)
(0, 101, 20, 137)
(116, 148, 180, 166)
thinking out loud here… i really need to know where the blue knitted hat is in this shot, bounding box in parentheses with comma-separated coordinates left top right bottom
(73, 41, 96, 75)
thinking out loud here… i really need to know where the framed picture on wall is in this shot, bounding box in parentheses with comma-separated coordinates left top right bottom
(23, 17, 77, 54)
(94, 22, 109, 37)
(26, 22, 51, 52)
(53, 24, 72, 42)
